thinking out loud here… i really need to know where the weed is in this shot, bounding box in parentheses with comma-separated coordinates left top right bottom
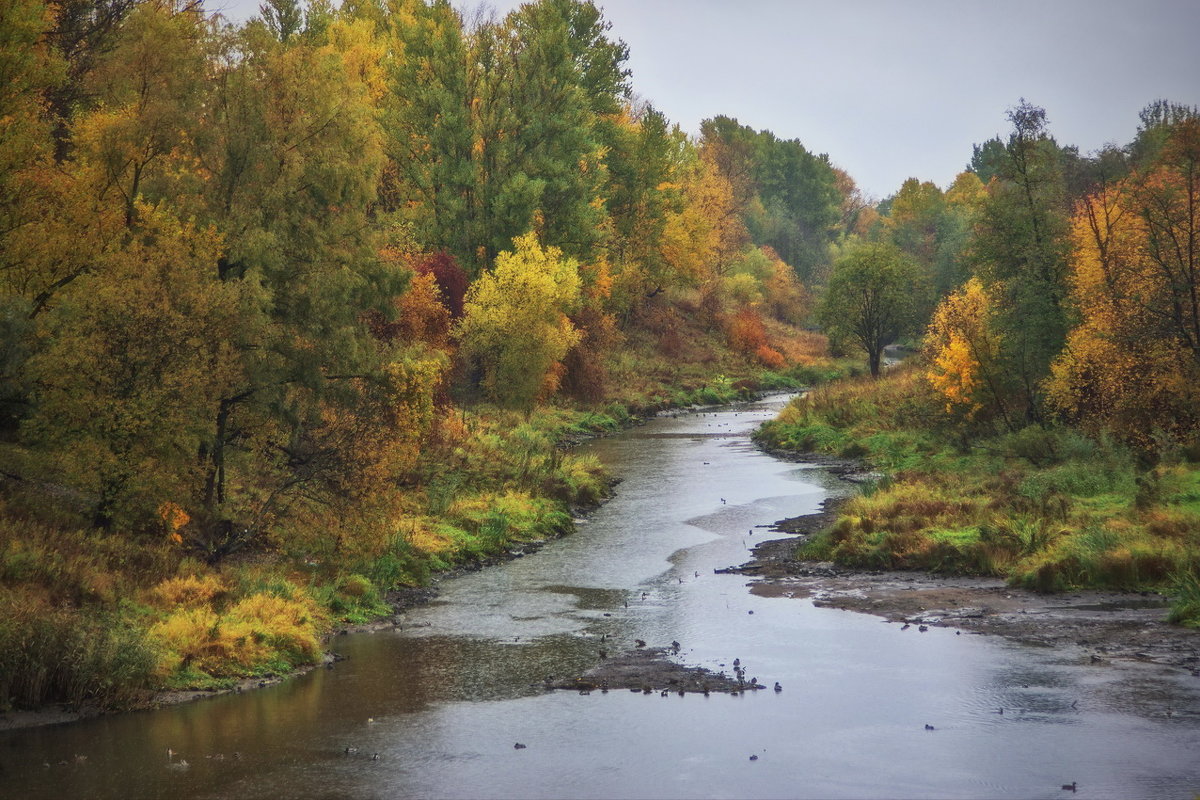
(1168, 565, 1200, 627)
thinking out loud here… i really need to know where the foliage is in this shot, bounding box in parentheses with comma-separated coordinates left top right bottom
(700, 115, 841, 282)
(924, 277, 1008, 424)
(1046, 120, 1200, 449)
(0, 595, 158, 710)
(457, 232, 582, 408)
(968, 100, 1073, 422)
(817, 241, 927, 376)
(767, 366, 1200, 601)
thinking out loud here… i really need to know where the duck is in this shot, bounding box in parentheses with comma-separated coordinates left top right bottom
(924, 724, 935, 731)
(918, 625, 928, 632)
(774, 682, 782, 693)
(635, 639, 646, 648)
(1061, 782, 1077, 792)
(514, 743, 527, 750)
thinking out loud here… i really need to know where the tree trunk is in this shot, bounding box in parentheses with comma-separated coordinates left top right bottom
(868, 347, 882, 377)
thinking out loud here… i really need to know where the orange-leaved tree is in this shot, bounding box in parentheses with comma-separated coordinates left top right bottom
(1047, 119, 1200, 445)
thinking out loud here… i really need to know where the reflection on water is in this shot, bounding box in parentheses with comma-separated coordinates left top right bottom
(4, 395, 1200, 799)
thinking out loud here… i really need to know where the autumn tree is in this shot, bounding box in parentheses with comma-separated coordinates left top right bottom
(457, 232, 582, 409)
(818, 241, 926, 377)
(1047, 116, 1200, 445)
(0, 0, 64, 426)
(22, 205, 243, 529)
(924, 277, 1008, 425)
(602, 104, 686, 311)
(376, 0, 474, 261)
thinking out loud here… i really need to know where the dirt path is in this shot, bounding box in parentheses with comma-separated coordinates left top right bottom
(726, 499, 1200, 675)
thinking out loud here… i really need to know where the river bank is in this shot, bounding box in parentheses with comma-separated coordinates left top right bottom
(731, 498, 1200, 675)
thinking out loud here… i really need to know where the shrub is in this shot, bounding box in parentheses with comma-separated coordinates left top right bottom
(151, 590, 326, 682)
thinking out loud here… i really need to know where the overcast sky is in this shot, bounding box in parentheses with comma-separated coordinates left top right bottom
(213, 0, 1200, 200)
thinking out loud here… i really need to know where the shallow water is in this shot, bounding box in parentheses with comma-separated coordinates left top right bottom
(5, 396, 1200, 799)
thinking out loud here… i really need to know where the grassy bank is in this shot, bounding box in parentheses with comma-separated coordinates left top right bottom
(756, 365, 1200, 624)
(0, 316, 841, 716)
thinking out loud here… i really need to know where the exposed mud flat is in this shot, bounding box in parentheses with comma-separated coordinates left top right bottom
(549, 646, 769, 695)
(729, 502, 1200, 675)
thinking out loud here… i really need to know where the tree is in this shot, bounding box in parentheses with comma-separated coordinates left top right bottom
(260, 0, 304, 42)
(377, 0, 474, 262)
(969, 100, 1072, 420)
(602, 104, 685, 308)
(1046, 119, 1200, 446)
(22, 205, 242, 529)
(924, 277, 1008, 425)
(818, 241, 926, 376)
(457, 232, 582, 408)
(701, 116, 841, 283)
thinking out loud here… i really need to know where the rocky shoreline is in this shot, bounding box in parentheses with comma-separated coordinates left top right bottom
(726, 498, 1200, 676)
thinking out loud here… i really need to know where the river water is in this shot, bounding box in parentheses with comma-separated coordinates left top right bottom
(5, 395, 1200, 799)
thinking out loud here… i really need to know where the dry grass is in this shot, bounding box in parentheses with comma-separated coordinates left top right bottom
(150, 587, 327, 680)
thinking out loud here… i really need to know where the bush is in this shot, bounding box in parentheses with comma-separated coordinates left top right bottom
(150, 588, 327, 682)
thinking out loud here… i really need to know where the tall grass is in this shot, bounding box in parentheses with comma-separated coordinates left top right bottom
(0, 595, 159, 710)
(774, 366, 1200, 600)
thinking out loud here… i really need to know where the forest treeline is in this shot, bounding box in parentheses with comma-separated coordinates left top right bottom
(0, 0, 857, 708)
(763, 100, 1200, 623)
(0, 0, 853, 549)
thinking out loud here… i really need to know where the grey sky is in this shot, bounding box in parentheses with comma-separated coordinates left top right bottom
(213, 0, 1200, 200)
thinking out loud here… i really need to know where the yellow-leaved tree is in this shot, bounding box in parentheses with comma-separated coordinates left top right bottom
(1046, 121, 1200, 446)
(457, 232, 582, 409)
(924, 277, 1009, 424)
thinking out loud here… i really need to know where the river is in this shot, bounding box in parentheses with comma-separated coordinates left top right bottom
(4, 395, 1200, 799)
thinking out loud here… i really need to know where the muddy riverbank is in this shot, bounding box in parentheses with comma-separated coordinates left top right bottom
(729, 498, 1200, 675)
